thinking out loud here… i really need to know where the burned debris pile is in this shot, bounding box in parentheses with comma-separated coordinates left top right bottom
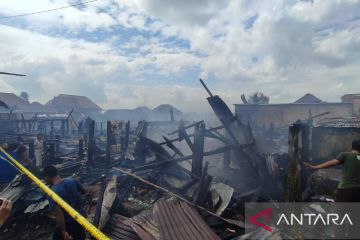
(1, 80, 359, 239)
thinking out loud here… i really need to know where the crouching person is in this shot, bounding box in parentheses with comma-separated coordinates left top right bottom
(42, 166, 87, 240)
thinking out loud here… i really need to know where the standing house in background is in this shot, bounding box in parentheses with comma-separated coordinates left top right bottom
(235, 93, 360, 130)
(46, 94, 102, 119)
(235, 93, 360, 153)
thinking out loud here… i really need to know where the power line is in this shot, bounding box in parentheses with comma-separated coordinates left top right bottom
(0, 71, 26, 76)
(0, 0, 98, 20)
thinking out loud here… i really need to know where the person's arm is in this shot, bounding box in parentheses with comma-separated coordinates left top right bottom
(53, 206, 71, 240)
(77, 181, 87, 195)
(304, 159, 340, 170)
(0, 199, 12, 227)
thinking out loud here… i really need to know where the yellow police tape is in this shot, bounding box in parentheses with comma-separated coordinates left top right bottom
(0, 147, 110, 240)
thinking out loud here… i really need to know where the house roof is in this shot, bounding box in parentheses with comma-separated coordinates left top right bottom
(294, 93, 323, 104)
(46, 94, 102, 111)
(341, 94, 360, 102)
(0, 92, 28, 108)
(152, 104, 182, 115)
(103, 107, 150, 121)
(18, 102, 58, 113)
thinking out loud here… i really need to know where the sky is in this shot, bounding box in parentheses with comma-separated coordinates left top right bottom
(0, 0, 359, 112)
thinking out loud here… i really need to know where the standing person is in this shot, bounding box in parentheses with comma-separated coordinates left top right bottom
(34, 134, 43, 168)
(42, 166, 87, 240)
(12, 136, 30, 167)
(304, 140, 360, 202)
(0, 199, 12, 228)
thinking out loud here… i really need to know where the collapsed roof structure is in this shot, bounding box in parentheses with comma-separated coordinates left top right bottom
(0, 79, 359, 239)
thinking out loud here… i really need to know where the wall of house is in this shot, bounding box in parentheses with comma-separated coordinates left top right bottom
(353, 99, 360, 116)
(311, 127, 360, 161)
(235, 103, 353, 130)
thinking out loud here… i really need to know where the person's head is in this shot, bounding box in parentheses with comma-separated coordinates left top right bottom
(42, 165, 58, 184)
(36, 134, 42, 140)
(351, 140, 360, 152)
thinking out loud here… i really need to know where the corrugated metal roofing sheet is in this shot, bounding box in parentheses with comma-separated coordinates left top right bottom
(153, 200, 220, 240)
(103, 214, 141, 240)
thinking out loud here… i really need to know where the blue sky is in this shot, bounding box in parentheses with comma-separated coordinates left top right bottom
(0, 0, 360, 112)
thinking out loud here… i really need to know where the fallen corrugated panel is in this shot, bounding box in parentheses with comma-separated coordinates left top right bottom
(126, 210, 159, 240)
(103, 214, 141, 240)
(0, 175, 27, 202)
(24, 199, 49, 214)
(153, 200, 220, 240)
(98, 175, 117, 229)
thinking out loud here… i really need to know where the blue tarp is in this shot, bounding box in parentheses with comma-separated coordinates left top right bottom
(0, 151, 18, 183)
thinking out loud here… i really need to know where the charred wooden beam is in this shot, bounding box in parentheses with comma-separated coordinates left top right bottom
(124, 121, 130, 152)
(50, 120, 54, 138)
(87, 120, 95, 167)
(162, 136, 184, 157)
(286, 124, 303, 202)
(200, 78, 214, 97)
(168, 120, 204, 135)
(132, 143, 254, 172)
(178, 121, 194, 151)
(61, 120, 65, 137)
(93, 176, 106, 227)
(194, 162, 212, 205)
(160, 124, 224, 146)
(79, 138, 84, 159)
(192, 122, 205, 178)
(106, 121, 112, 165)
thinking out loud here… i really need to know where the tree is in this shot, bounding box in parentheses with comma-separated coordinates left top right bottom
(19, 91, 29, 102)
(248, 92, 269, 104)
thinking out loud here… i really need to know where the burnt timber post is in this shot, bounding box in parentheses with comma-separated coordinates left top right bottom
(29, 142, 35, 160)
(124, 121, 130, 152)
(79, 138, 84, 159)
(61, 120, 65, 137)
(170, 107, 174, 121)
(66, 119, 70, 135)
(87, 120, 95, 167)
(93, 176, 106, 227)
(192, 122, 205, 178)
(106, 121, 112, 165)
(194, 161, 212, 205)
(55, 135, 60, 153)
(50, 120, 54, 138)
(286, 124, 303, 202)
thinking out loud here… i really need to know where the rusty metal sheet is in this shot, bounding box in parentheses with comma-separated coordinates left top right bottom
(126, 210, 159, 240)
(153, 200, 220, 240)
(103, 214, 140, 240)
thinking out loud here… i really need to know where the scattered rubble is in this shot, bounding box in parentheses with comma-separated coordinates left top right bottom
(1, 80, 360, 239)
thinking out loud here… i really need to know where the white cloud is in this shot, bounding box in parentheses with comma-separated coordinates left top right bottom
(1, 0, 360, 112)
(103, 82, 211, 112)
